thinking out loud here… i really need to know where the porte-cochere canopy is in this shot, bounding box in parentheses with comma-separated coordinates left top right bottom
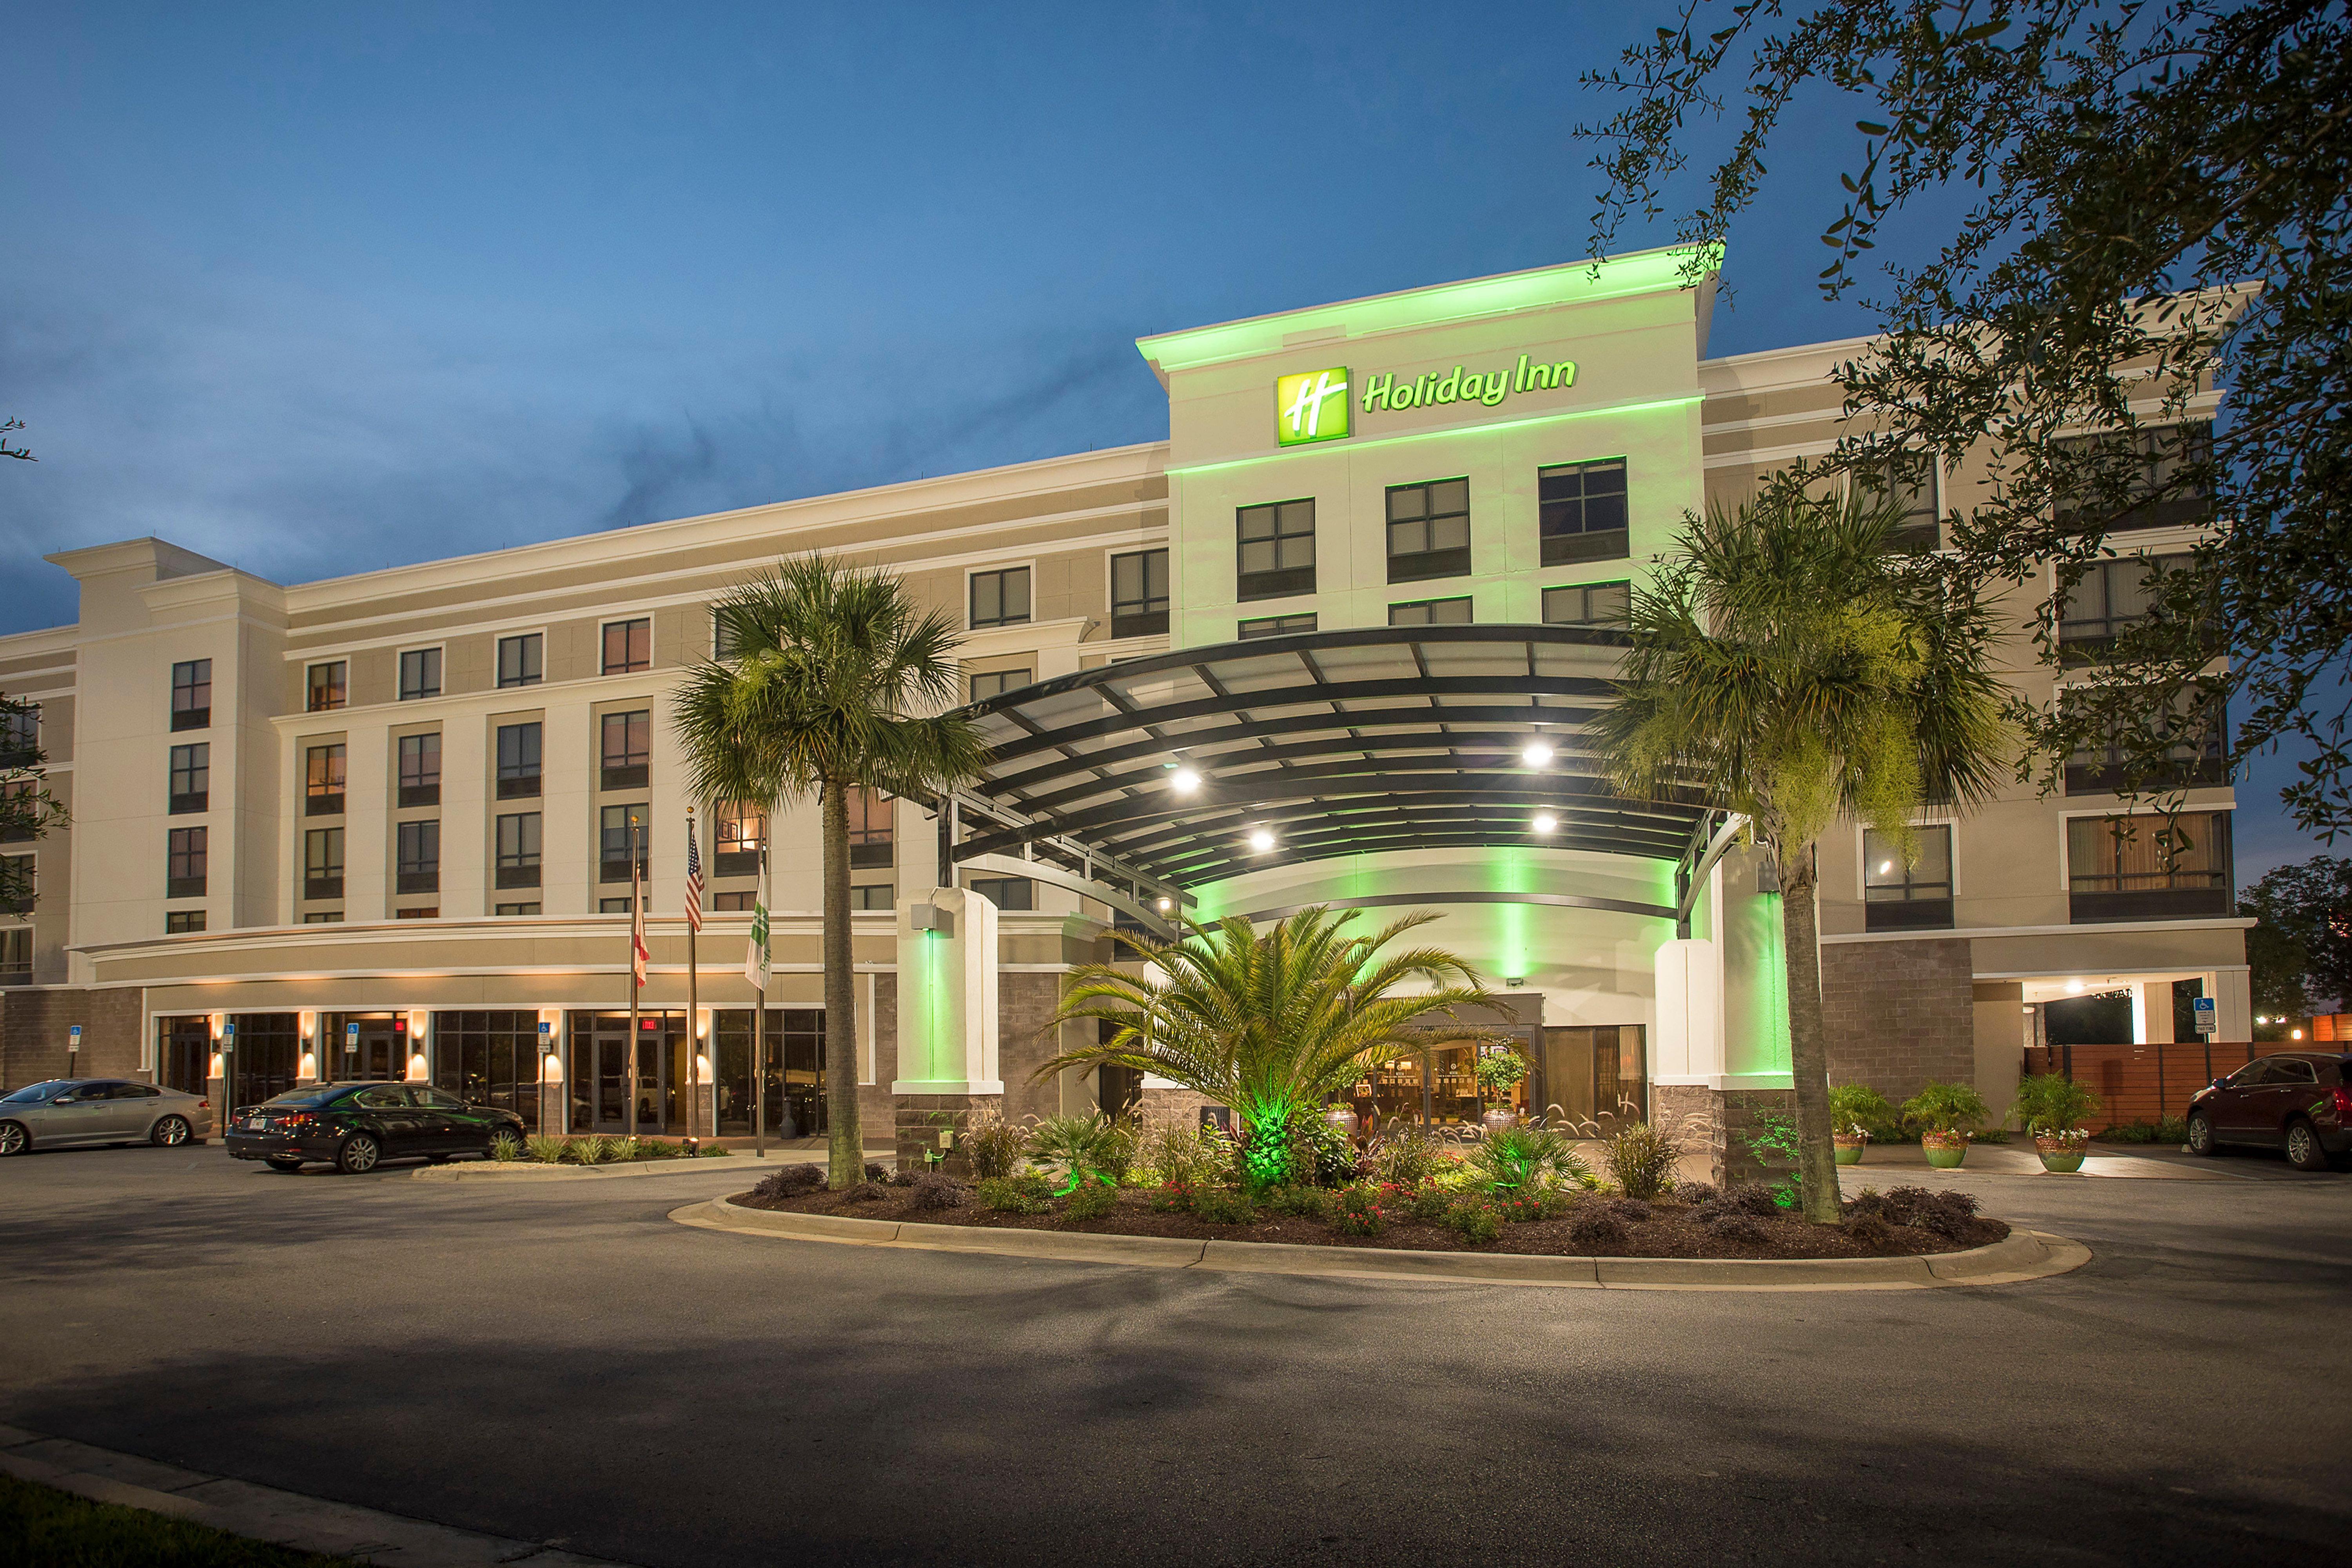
(942, 626, 1715, 920)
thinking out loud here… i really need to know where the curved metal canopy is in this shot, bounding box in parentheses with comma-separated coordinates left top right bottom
(947, 625, 1708, 896)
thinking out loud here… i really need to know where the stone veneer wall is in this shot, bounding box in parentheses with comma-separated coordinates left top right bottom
(998, 971, 1071, 1127)
(1820, 937, 1977, 1102)
(855, 974, 898, 1149)
(2, 986, 144, 1089)
(1651, 1082, 1798, 1189)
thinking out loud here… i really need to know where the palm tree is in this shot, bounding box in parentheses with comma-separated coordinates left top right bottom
(675, 557, 990, 1189)
(1596, 484, 2011, 1223)
(1035, 906, 1512, 1187)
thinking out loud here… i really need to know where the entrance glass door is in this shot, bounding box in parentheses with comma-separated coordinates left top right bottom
(323, 1013, 411, 1082)
(568, 1012, 684, 1133)
(712, 1009, 827, 1139)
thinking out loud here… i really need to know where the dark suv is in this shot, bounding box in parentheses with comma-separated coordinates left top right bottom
(2185, 1053, 2352, 1171)
(225, 1082, 526, 1174)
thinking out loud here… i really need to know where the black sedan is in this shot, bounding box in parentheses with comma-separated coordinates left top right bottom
(225, 1082, 526, 1174)
(2185, 1051, 2352, 1171)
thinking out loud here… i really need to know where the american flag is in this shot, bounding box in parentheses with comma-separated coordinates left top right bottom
(684, 817, 704, 933)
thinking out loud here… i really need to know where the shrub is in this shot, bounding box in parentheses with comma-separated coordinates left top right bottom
(488, 1131, 521, 1162)
(1601, 1121, 1682, 1201)
(1029, 1113, 1135, 1191)
(1405, 1185, 1453, 1225)
(1724, 1183, 1784, 1218)
(565, 1135, 611, 1166)
(978, 1173, 1056, 1214)
(1566, 1205, 1630, 1250)
(1367, 1124, 1448, 1189)
(1266, 1185, 1329, 1220)
(1148, 1183, 1192, 1213)
(1286, 1112, 1359, 1188)
(1445, 1199, 1502, 1244)
(1710, 1212, 1767, 1245)
(1332, 1185, 1385, 1236)
(864, 1162, 887, 1181)
(1611, 1198, 1654, 1223)
(1191, 1187, 1259, 1226)
(1845, 1212, 1896, 1250)
(610, 1136, 640, 1163)
(2013, 1073, 2104, 1138)
(1063, 1179, 1117, 1221)
(637, 1138, 675, 1159)
(1468, 1124, 1597, 1195)
(907, 1173, 966, 1210)
(962, 1103, 1027, 1181)
(1142, 1120, 1233, 1192)
(524, 1135, 566, 1164)
(1829, 1082, 1897, 1138)
(1669, 1179, 1717, 1206)
(1900, 1080, 1992, 1138)
(840, 1181, 888, 1203)
(1495, 1191, 1547, 1225)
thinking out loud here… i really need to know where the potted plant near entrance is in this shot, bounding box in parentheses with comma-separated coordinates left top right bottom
(1828, 1082, 1895, 1165)
(2013, 1073, 2103, 1173)
(1474, 1049, 1529, 1132)
(1900, 1080, 1991, 1169)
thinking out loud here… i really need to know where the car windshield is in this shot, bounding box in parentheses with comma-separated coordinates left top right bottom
(260, 1089, 341, 1109)
(1, 1081, 71, 1104)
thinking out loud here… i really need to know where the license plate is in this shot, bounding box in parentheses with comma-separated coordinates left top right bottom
(245, 1117, 265, 1131)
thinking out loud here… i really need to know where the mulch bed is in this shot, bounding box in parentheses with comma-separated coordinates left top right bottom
(730, 1185, 2007, 1260)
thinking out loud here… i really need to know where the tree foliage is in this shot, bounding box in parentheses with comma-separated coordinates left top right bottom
(2240, 853, 2352, 1019)
(0, 695, 65, 915)
(1578, 0, 2352, 833)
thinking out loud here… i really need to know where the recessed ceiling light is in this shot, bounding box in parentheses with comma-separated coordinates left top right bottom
(2066, 978, 2085, 994)
(1522, 742, 1554, 767)
(1248, 828, 1275, 853)
(1170, 767, 1201, 793)
(1531, 813, 1558, 834)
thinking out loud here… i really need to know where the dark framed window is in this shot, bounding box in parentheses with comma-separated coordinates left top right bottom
(1389, 597, 1473, 627)
(165, 910, 207, 934)
(396, 907, 438, 920)
(496, 722, 542, 799)
(714, 802, 765, 877)
(303, 911, 344, 924)
(1386, 478, 1472, 583)
(0, 781, 31, 844)
(712, 890, 758, 912)
(849, 788, 893, 869)
(851, 884, 893, 911)
(396, 819, 440, 895)
(2058, 553, 2200, 659)
(0, 704, 40, 767)
(1538, 458, 1629, 565)
(397, 733, 442, 807)
(305, 744, 346, 816)
(495, 902, 542, 917)
(969, 669, 1031, 703)
(303, 827, 344, 901)
(601, 618, 651, 675)
(1862, 825, 1954, 931)
(2067, 811, 2232, 922)
(1238, 613, 1317, 640)
(0, 927, 30, 981)
(1110, 549, 1171, 638)
(599, 896, 646, 914)
(600, 803, 650, 883)
(2, 853, 33, 915)
(306, 661, 347, 713)
(171, 661, 211, 731)
(2054, 421, 2214, 533)
(1854, 456, 1941, 552)
(711, 607, 742, 661)
(167, 826, 207, 899)
(969, 568, 1032, 629)
(601, 710, 650, 789)
(1237, 499, 1315, 600)
(495, 813, 542, 889)
(497, 634, 543, 689)
(2064, 690, 2229, 795)
(398, 648, 442, 701)
(967, 875, 1033, 911)
(168, 743, 209, 814)
(1541, 581, 1631, 627)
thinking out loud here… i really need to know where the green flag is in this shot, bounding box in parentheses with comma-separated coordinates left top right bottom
(744, 899, 769, 990)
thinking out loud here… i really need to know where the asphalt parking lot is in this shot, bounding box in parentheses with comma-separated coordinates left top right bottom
(4, 1140, 2348, 1568)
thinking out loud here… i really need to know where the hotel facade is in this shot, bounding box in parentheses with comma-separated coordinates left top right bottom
(0, 249, 2249, 1169)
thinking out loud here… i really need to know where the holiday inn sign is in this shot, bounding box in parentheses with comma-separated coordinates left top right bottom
(1275, 353, 1581, 445)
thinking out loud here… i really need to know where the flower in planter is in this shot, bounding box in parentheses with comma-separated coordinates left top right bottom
(2012, 1073, 2104, 1144)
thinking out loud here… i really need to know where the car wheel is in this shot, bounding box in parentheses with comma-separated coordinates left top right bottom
(266, 1157, 304, 1172)
(2185, 1112, 2217, 1156)
(151, 1116, 191, 1147)
(0, 1120, 26, 1157)
(336, 1133, 381, 1174)
(2285, 1119, 2331, 1172)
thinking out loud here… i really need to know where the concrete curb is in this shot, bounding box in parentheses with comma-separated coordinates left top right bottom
(0, 1422, 633, 1566)
(673, 1196, 2091, 1291)
(414, 1152, 893, 1183)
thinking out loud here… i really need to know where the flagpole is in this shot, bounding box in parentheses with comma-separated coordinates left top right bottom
(686, 805, 699, 1147)
(627, 816, 641, 1142)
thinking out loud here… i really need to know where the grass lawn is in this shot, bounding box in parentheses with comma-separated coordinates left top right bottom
(0, 1472, 364, 1567)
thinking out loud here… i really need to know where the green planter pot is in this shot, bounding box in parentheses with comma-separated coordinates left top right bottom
(2036, 1136, 2087, 1174)
(1834, 1137, 1867, 1166)
(1922, 1135, 1969, 1169)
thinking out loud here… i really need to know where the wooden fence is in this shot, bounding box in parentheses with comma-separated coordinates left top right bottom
(2020, 1040, 2262, 1129)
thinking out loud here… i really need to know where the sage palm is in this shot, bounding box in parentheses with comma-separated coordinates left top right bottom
(1596, 485, 2010, 1222)
(1035, 906, 1510, 1187)
(674, 556, 990, 1188)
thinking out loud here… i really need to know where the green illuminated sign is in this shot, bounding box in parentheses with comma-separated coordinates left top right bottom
(1276, 368, 1351, 446)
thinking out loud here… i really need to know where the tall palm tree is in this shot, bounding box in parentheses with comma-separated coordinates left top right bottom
(1036, 906, 1512, 1187)
(675, 557, 990, 1189)
(1596, 484, 2011, 1223)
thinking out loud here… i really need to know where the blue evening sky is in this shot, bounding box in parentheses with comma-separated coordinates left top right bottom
(0, 2, 2324, 876)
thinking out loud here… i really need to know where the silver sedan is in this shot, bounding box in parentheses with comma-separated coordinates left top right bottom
(0, 1078, 214, 1156)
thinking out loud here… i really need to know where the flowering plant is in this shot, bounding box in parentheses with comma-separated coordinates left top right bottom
(1333, 1184, 1385, 1236)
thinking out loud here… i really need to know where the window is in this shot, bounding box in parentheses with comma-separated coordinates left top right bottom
(1542, 581, 1632, 627)
(397, 733, 442, 808)
(602, 618, 652, 674)
(0, 704, 38, 765)
(969, 568, 1032, 629)
(600, 896, 647, 914)
(171, 661, 211, 731)
(1110, 549, 1171, 638)
(1, 853, 32, 915)
(396, 820, 440, 895)
(967, 875, 1033, 911)
(711, 607, 742, 661)
(969, 669, 1031, 703)
(2067, 811, 2233, 922)
(167, 826, 207, 899)
(851, 884, 893, 911)
(496, 813, 543, 889)
(2064, 690, 2228, 795)
(1538, 458, 1630, 566)
(398, 648, 442, 701)
(1389, 597, 1473, 626)
(1862, 826, 1954, 931)
(1385, 478, 1472, 583)
(1237, 499, 1316, 601)
(495, 902, 542, 916)
(496, 722, 542, 799)
(303, 827, 344, 901)
(396, 907, 438, 920)
(0, 781, 32, 844)
(2058, 553, 2200, 657)
(497, 634, 543, 689)
(600, 804, 650, 883)
(2054, 422, 2214, 533)
(1854, 456, 1941, 551)
(168, 744, 209, 814)
(712, 889, 758, 912)
(849, 788, 893, 869)
(166, 910, 207, 934)
(1238, 613, 1317, 640)
(306, 661, 347, 713)
(601, 710, 650, 789)
(0, 927, 28, 983)
(305, 744, 346, 816)
(303, 911, 344, 924)
(714, 802, 765, 877)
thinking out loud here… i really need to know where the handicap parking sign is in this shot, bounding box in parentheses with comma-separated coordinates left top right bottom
(2192, 996, 2217, 1035)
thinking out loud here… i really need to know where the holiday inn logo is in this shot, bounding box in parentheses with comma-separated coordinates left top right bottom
(1275, 367, 1350, 446)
